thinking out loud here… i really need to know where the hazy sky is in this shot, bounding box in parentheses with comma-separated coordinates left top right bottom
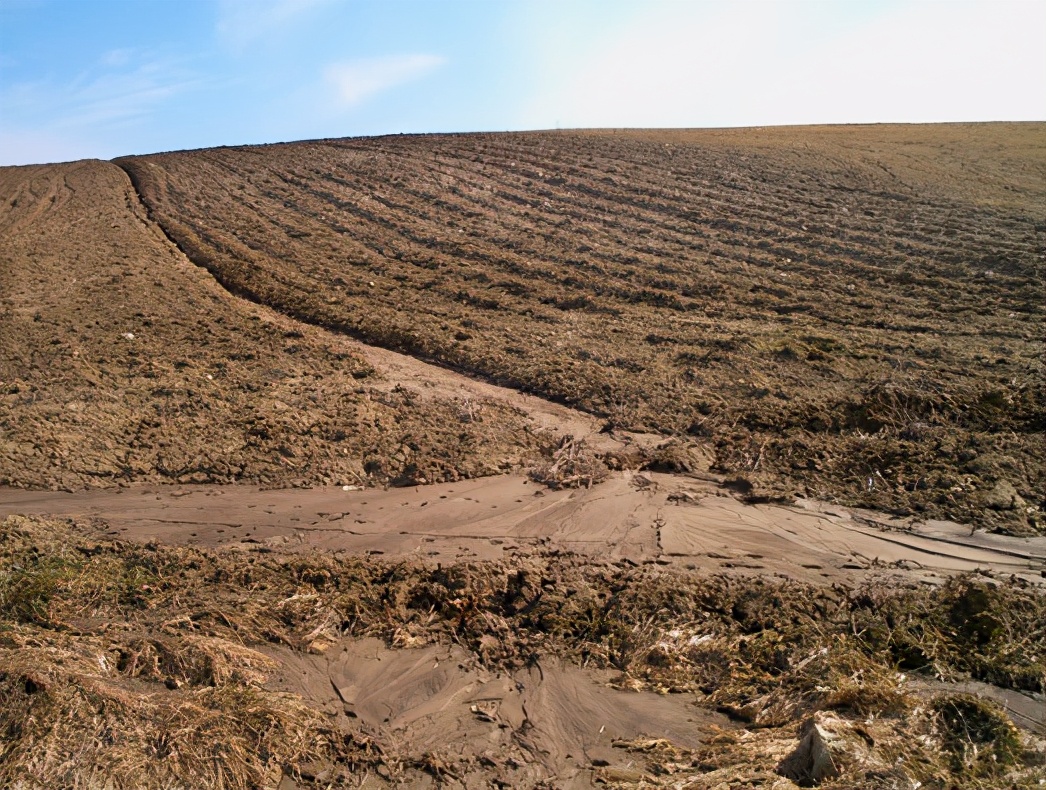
(1, 0, 1043, 165)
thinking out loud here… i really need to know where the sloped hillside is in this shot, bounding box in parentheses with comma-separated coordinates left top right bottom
(117, 124, 1045, 532)
(0, 161, 548, 491)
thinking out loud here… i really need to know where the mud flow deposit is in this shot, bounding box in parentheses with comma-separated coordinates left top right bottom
(1, 124, 1044, 788)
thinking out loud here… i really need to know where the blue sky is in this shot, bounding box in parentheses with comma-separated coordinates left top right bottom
(1, 0, 1043, 165)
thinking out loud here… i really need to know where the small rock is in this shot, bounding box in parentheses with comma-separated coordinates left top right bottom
(778, 712, 845, 785)
(985, 480, 1023, 511)
(668, 489, 701, 504)
(595, 767, 646, 784)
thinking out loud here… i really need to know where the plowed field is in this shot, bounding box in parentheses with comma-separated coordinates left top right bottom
(0, 161, 550, 492)
(2, 123, 1046, 790)
(117, 124, 1045, 533)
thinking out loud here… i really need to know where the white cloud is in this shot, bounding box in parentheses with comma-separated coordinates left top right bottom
(324, 54, 446, 108)
(101, 48, 134, 68)
(519, 0, 1046, 128)
(57, 64, 201, 129)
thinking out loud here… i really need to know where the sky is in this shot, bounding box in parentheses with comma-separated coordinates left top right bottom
(1, 0, 1043, 166)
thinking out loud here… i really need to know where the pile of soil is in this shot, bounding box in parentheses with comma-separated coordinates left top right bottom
(114, 124, 1044, 532)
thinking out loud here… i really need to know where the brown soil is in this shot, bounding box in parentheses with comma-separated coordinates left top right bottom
(3, 474, 1044, 586)
(114, 124, 1045, 533)
(2, 125, 1045, 788)
(0, 160, 554, 492)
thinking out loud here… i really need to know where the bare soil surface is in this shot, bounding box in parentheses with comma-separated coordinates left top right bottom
(3, 473, 1044, 586)
(0, 161, 554, 492)
(1, 125, 1045, 788)
(116, 124, 1045, 533)
(266, 637, 726, 789)
(2, 514, 1044, 789)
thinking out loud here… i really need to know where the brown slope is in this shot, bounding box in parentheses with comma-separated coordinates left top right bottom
(117, 124, 1045, 532)
(0, 160, 550, 490)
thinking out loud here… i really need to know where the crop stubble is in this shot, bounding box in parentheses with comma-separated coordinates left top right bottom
(2, 514, 1044, 788)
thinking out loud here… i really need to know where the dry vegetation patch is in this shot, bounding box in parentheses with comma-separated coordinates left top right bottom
(528, 436, 609, 489)
(2, 515, 1043, 787)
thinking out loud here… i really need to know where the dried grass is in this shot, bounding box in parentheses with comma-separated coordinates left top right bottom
(0, 635, 345, 790)
(528, 436, 609, 489)
(2, 514, 1043, 787)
